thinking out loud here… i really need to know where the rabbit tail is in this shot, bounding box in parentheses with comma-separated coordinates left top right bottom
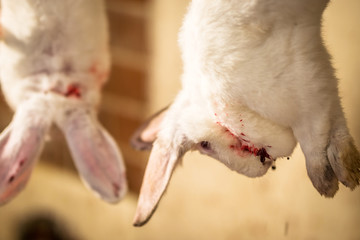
(56, 103, 127, 203)
(0, 96, 52, 205)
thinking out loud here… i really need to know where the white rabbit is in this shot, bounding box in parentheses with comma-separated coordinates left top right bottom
(0, 0, 127, 204)
(131, 0, 360, 226)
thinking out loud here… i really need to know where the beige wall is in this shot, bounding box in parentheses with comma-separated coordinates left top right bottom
(323, 0, 360, 144)
(147, 0, 189, 112)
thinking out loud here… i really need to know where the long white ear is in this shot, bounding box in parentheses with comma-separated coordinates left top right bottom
(130, 106, 168, 150)
(0, 97, 52, 204)
(57, 106, 127, 203)
(133, 137, 189, 226)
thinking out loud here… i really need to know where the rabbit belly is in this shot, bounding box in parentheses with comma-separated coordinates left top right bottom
(179, 0, 333, 128)
(0, 66, 107, 111)
(0, 0, 110, 109)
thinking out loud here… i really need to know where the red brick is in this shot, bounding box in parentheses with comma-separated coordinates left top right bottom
(108, 12, 147, 52)
(105, 64, 147, 101)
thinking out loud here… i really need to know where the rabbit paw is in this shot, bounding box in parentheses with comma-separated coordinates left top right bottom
(327, 136, 360, 190)
(306, 156, 339, 197)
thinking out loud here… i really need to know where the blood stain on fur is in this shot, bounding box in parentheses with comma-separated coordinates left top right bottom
(257, 148, 270, 163)
(230, 143, 263, 158)
(218, 117, 271, 162)
(225, 129, 236, 137)
(241, 145, 251, 153)
(65, 84, 81, 98)
(241, 138, 250, 143)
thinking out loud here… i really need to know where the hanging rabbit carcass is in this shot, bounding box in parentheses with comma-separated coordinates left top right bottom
(0, 0, 127, 204)
(131, 0, 360, 226)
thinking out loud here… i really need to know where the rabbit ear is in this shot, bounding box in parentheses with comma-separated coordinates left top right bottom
(133, 137, 189, 226)
(130, 106, 168, 151)
(57, 106, 127, 203)
(0, 98, 52, 205)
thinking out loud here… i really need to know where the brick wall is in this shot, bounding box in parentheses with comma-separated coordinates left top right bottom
(100, 0, 150, 192)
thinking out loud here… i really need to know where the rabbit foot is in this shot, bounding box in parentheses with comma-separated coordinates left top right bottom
(306, 158, 339, 197)
(327, 136, 360, 190)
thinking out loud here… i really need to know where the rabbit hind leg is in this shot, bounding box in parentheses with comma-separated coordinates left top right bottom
(327, 122, 360, 190)
(294, 114, 339, 197)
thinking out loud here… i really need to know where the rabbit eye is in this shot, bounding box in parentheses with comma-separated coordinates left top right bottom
(200, 141, 211, 150)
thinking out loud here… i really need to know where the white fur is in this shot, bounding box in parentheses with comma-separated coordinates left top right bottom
(0, 0, 127, 204)
(0, 0, 109, 109)
(162, 0, 360, 194)
(134, 0, 360, 226)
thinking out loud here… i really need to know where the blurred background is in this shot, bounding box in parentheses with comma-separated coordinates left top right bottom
(0, 0, 359, 239)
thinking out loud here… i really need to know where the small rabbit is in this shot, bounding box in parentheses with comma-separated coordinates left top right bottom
(0, 0, 127, 204)
(131, 0, 360, 226)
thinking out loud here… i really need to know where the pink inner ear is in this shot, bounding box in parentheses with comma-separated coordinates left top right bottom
(140, 111, 167, 143)
(140, 125, 160, 143)
(0, 109, 50, 205)
(0, 167, 32, 204)
(59, 107, 127, 203)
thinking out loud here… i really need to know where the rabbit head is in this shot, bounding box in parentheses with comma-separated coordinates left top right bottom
(131, 90, 296, 226)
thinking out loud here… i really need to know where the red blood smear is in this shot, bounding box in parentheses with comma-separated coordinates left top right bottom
(218, 115, 270, 160)
(241, 145, 250, 152)
(241, 138, 250, 143)
(230, 142, 270, 161)
(65, 85, 81, 98)
(253, 148, 259, 155)
(225, 129, 236, 137)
